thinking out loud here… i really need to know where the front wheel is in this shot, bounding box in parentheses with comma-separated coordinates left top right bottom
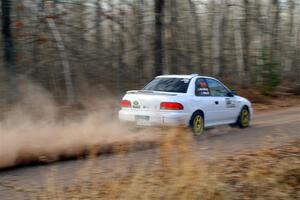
(237, 107, 250, 128)
(191, 113, 205, 136)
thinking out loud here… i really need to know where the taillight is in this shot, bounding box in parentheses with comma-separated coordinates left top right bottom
(160, 102, 184, 110)
(120, 100, 131, 108)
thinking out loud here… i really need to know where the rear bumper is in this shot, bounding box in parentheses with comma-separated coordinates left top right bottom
(119, 109, 190, 127)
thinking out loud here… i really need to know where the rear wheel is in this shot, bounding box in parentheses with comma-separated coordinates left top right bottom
(191, 113, 204, 136)
(237, 107, 250, 128)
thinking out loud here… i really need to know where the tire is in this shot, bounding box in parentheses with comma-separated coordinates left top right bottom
(190, 112, 205, 136)
(237, 106, 250, 128)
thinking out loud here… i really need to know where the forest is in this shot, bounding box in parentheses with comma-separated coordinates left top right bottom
(1, 0, 300, 105)
(1, 2, 300, 199)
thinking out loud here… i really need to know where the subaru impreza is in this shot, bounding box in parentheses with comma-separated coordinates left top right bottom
(119, 74, 253, 135)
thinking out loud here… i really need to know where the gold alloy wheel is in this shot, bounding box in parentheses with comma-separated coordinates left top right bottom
(241, 109, 250, 127)
(193, 115, 204, 135)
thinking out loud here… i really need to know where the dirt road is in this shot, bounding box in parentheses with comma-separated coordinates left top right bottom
(0, 106, 300, 199)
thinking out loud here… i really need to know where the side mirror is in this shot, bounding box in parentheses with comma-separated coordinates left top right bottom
(227, 90, 237, 97)
(231, 90, 237, 96)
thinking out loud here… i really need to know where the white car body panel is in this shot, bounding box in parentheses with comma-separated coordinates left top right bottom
(119, 75, 253, 128)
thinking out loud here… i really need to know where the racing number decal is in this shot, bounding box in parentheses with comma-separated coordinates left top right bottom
(196, 79, 210, 96)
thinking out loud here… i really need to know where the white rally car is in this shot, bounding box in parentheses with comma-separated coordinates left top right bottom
(119, 74, 253, 135)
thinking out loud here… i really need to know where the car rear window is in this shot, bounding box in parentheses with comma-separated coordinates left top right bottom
(143, 78, 190, 93)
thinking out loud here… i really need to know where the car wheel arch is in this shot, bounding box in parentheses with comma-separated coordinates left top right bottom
(242, 105, 250, 113)
(189, 110, 205, 127)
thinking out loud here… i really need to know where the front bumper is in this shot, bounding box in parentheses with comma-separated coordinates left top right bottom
(119, 109, 190, 127)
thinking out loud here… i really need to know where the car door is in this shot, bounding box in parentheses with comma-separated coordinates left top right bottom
(193, 78, 223, 126)
(224, 95, 240, 122)
(205, 78, 235, 124)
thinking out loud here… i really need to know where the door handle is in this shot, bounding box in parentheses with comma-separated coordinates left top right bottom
(215, 101, 219, 105)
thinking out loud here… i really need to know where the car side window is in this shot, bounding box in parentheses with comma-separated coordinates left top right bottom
(206, 79, 229, 97)
(195, 78, 210, 96)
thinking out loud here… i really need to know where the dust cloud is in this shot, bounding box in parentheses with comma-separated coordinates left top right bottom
(0, 82, 159, 169)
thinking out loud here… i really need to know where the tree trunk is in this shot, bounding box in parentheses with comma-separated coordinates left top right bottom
(270, 0, 280, 61)
(294, 17, 300, 84)
(47, 18, 76, 105)
(286, 0, 295, 72)
(116, 3, 126, 96)
(169, 0, 179, 74)
(154, 0, 165, 76)
(1, 0, 18, 102)
(211, 1, 222, 76)
(96, 0, 103, 65)
(219, 1, 227, 77)
(108, 1, 117, 95)
(241, 0, 251, 87)
(136, 0, 145, 87)
(188, 0, 203, 73)
(233, 18, 245, 85)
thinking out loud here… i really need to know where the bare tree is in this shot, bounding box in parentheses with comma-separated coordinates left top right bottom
(271, 0, 280, 61)
(46, 1, 75, 104)
(241, 0, 251, 87)
(1, 0, 18, 102)
(116, 2, 126, 96)
(136, 0, 145, 86)
(1, 0, 299, 105)
(168, 0, 179, 74)
(188, 0, 204, 73)
(154, 0, 165, 76)
(232, 5, 245, 85)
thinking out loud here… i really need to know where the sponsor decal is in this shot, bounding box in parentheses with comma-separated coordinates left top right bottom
(201, 91, 210, 95)
(226, 98, 236, 108)
(133, 101, 141, 109)
(196, 87, 210, 96)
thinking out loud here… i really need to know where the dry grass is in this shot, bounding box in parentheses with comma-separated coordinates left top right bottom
(236, 88, 300, 112)
(252, 96, 300, 112)
(30, 132, 299, 200)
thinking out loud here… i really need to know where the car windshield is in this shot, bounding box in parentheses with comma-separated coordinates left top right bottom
(143, 78, 190, 93)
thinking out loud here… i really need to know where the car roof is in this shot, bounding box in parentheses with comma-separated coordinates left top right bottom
(156, 74, 215, 79)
